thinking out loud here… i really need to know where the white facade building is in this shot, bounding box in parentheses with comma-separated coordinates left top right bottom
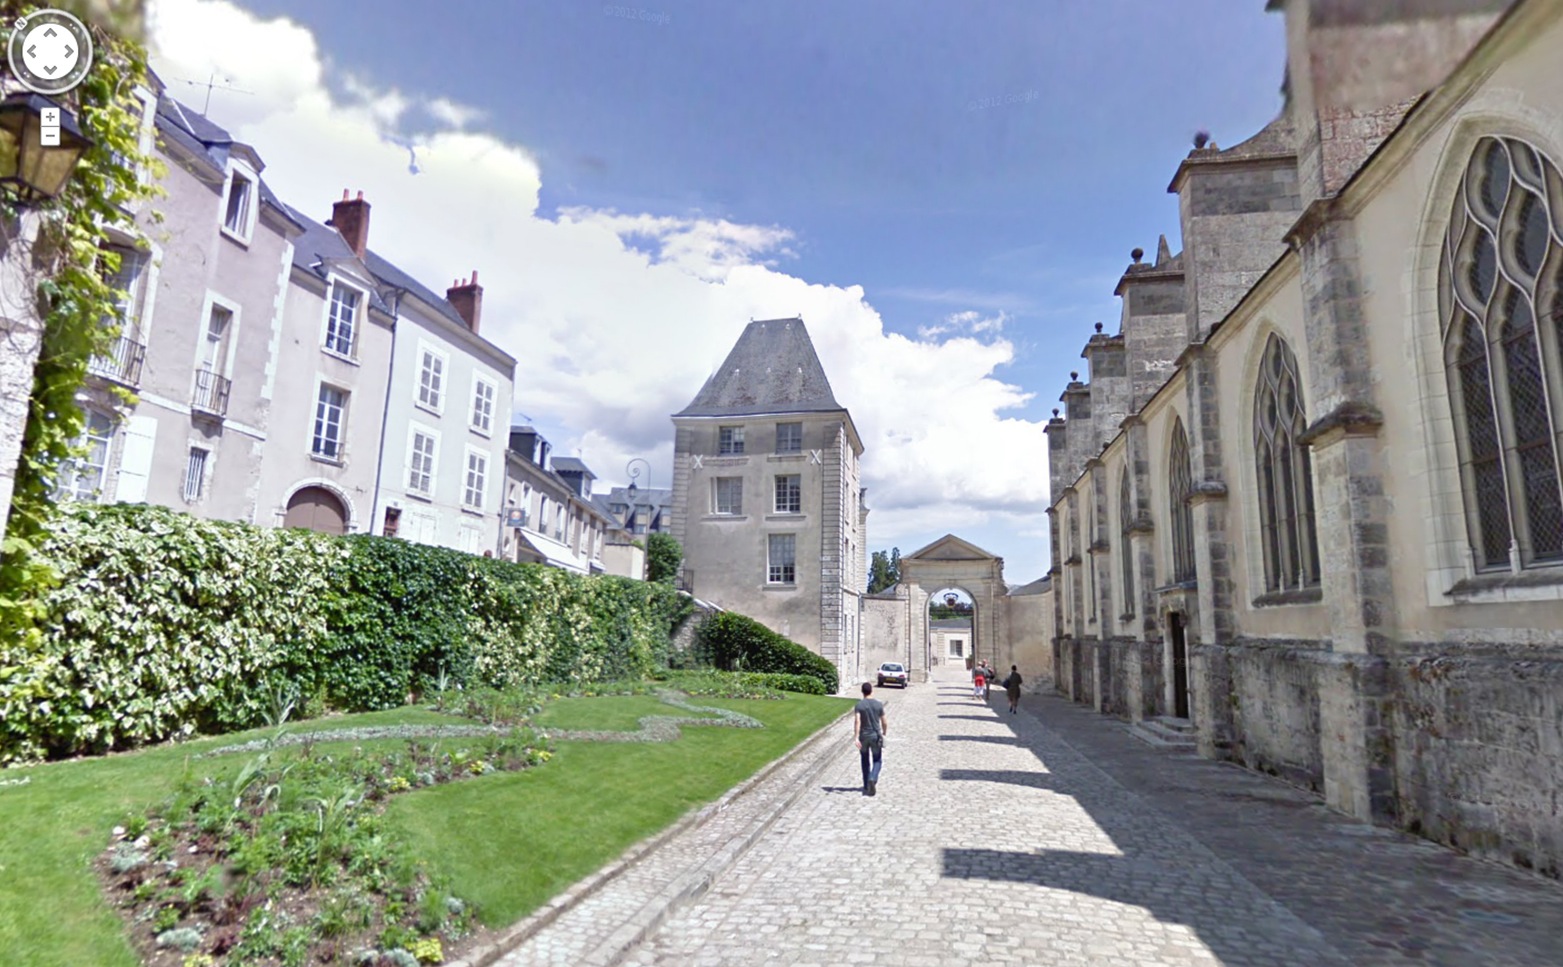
(370, 268, 515, 555)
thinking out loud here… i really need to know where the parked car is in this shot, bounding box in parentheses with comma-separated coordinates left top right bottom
(877, 661, 909, 688)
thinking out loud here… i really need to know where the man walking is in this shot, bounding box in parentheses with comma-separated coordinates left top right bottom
(854, 681, 888, 796)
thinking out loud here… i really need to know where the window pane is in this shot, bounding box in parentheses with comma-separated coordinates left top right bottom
(1119, 470, 1134, 617)
(1170, 421, 1195, 583)
(224, 174, 250, 231)
(183, 448, 207, 501)
(465, 452, 487, 508)
(719, 426, 745, 454)
(768, 534, 796, 584)
(472, 381, 494, 432)
(326, 284, 358, 355)
(409, 433, 435, 493)
(313, 386, 345, 458)
(420, 352, 444, 408)
(774, 474, 800, 513)
(715, 477, 743, 514)
(776, 423, 802, 453)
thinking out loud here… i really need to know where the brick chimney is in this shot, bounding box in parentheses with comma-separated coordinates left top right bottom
(329, 190, 371, 260)
(447, 271, 483, 333)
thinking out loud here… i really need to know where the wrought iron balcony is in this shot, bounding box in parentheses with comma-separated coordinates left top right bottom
(191, 370, 231, 417)
(87, 335, 145, 386)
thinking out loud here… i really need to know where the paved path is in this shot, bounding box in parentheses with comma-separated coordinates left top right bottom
(615, 665, 1563, 967)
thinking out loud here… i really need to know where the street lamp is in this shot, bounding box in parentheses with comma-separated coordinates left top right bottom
(0, 94, 93, 204)
(625, 457, 652, 499)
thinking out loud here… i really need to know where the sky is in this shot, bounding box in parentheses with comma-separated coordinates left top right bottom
(145, 0, 1287, 584)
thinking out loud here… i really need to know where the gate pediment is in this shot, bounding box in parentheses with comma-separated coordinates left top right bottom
(904, 533, 1000, 562)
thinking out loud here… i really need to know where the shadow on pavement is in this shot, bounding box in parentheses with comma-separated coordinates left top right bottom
(938, 714, 1005, 722)
(820, 786, 864, 794)
(939, 768, 1052, 789)
(936, 734, 1025, 745)
(934, 687, 1563, 967)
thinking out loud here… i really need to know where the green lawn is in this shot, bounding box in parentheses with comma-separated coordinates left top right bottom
(387, 693, 849, 927)
(0, 692, 849, 967)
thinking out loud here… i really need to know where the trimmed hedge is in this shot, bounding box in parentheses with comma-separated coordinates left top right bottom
(694, 611, 839, 694)
(0, 503, 690, 763)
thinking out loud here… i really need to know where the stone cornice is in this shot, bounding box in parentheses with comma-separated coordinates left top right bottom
(1284, 194, 1346, 249)
(1114, 264, 1185, 296)
(1299, 401, 1384, 446)
(1167, 147, 1297, 195)
(1186, 480, 1229, 505)
(1127, 515, 1155, 535)
(1173, 340, 1208, 370)
(1088, 540, 1110, 554)
(1063, 554, 1082, 567)
(1083, 457, 1104, 472)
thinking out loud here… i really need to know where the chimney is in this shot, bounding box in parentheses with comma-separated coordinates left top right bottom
(330, 190, 371, 260)
(447, 270, 483, 333)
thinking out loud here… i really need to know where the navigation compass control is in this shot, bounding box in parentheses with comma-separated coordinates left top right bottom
(7, 9, 94, 96)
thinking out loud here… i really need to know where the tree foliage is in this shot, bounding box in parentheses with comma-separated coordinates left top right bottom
(645, 532, 682, 585)
(867, 546, 901, 593)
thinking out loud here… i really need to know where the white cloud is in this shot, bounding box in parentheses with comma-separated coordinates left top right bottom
(147, 0, 1054, 576)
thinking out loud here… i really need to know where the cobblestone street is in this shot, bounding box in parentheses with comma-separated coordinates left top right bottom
(614, 666, 1563, 967)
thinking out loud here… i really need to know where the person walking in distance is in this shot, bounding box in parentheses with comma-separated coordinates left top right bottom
(854, 682, 888, 796)
(973, 664, 986, 701)
(1003, 664, 1024, 715)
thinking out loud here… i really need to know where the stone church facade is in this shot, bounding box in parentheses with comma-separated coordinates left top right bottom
(1046, 0, 1563, 879)
(671, 318, 867, 680)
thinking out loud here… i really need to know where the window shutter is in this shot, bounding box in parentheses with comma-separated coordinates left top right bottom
(114, 415, 158, 503)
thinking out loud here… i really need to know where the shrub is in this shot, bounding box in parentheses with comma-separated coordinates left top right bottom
(736, 672, 829, 696)
(645, 533, 681, 585)
(0, 504, 343, 761)
(0, 504, 691, 762)
(694, 612, 838, 694)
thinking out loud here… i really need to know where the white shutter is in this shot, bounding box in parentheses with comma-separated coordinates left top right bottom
(114, 414, 158, 503)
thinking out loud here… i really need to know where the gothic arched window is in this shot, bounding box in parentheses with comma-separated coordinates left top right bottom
(1441, 136, 1563, 571)
(1119, 468, 1135, 617)
(1169, 419, 1196, 583)
(1253, 334, 1321, 591)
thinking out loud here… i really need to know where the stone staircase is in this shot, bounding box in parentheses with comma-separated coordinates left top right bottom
(1127, 716, 1197, 750)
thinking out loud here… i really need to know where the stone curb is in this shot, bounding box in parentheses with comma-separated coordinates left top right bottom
(580, 711, 850, 967)
(447, 708, 851, 967)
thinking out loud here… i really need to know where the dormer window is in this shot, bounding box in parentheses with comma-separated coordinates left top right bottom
(219, 159, 259, 245)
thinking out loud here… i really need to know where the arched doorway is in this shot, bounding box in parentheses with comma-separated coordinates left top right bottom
(284, 486, 348, 535)
(927, 587, 975, 668)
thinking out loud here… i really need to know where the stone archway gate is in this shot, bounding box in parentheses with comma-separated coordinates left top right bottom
(861, 534, 1010, 684)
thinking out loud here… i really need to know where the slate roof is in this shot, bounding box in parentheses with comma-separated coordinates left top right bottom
(152, 81, 304, 233)
(282, 206, 504, 348)
(284, 211, 394, 315)
(1007, 576, 1053, 596)
(550, 457, 593, 475)
(676, 317, 843, 418)
(601, 486, 673, 509)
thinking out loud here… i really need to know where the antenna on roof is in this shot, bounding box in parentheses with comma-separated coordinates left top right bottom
(173, 71, 254, 115)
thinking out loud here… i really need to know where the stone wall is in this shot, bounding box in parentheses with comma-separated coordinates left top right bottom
(1392, 643, 1563, 879)
(861, 593, 910, 679)
(1226, 640, 1327, 793)
(1003, 587, 1055, 690)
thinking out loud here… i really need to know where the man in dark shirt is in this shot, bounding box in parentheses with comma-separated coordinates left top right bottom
(854, 681, 888, 796)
